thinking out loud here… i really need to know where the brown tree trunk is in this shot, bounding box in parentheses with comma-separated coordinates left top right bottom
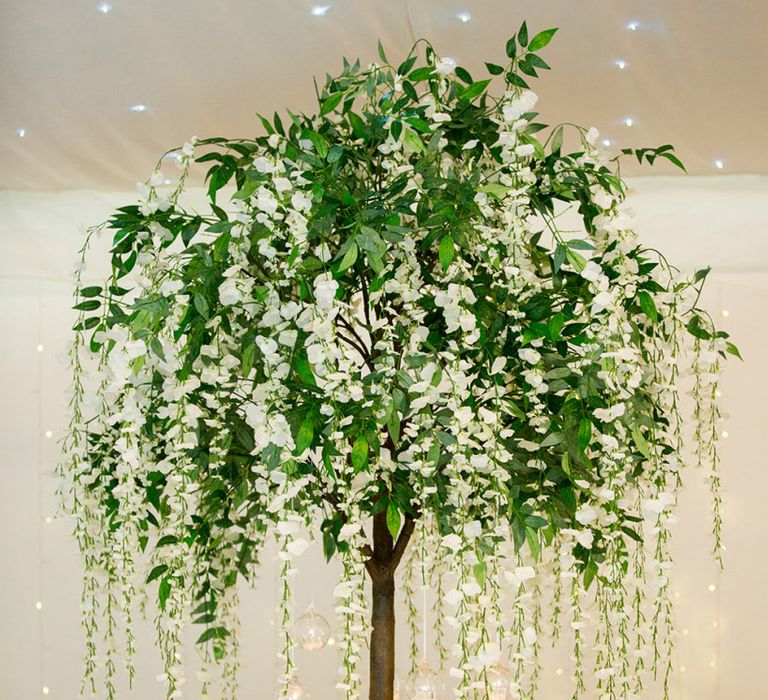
(366, 510, 415, 700)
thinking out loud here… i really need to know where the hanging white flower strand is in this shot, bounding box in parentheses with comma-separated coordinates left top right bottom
(61, 21, 738, 700)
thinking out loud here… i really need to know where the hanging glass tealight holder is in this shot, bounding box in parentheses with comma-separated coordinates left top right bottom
(407, 659, 441, 700)
(295, 604, 332, 651)
(275, 671, 309, 700)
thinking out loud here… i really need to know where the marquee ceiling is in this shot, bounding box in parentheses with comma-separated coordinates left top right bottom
(2, 0, 767, 190)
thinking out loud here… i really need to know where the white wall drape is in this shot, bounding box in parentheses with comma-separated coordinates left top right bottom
(1, 177, 766, 699)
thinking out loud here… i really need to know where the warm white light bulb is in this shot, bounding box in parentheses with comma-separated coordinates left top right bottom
(627, 21, 639, 31)
(36, 344, 44, 352)
(623, 117, 635, 127)
(130, 104, 147, 112)
(456, 11, 472, 23)
(42, 687, 50, 695)
(679, 666, 686, 673)
(36, 601, 43, 610)
(45, 430, 53, 438)
(602, 139, 612, 147)
(44, 516, 53, 524)
(708, 583, 717, 592)
(98, 2, 112, 13)
(710, 660, 717, 668)
(310, 4, 331, 15)
(721, 430, 729, 439)
(682, 628, 689, 635)
(721, 309, 730, 317)
(615, 59, 627, 69)
(714, 159, 725, 169)
(17, 128, 27, 138)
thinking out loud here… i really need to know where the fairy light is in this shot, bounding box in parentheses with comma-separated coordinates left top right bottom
(623, 117, 635, 127)
(42, 686, 50, 695)
(36, 344, 44, 352)
(602, 139, 612, 147)
(45, 430, 52, 439)
(98, 2, 112, 13)
(615, 59, 627, 69)
(44, 516, 52, 525)
(708, 584, 717, 592)
(721, 430, 729, 439)
(36, 601, 43, 610)
(456, 11, 472, 23)
(310, 4, 331, 15)
(627, 21, 639, 31)
(679, 666, 686, 673)
(17, 128, 27, 138)
(129, 104, 148, 113)
(721, 309, 730, 317)
(682, 628, 689, 635)
(714, 159, 725, 169)
(555, 668, 564, 676)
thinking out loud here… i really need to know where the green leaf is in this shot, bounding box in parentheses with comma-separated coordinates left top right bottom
(439, 235, 455, 271)
(631, 424, 651, 459)
(242, 343, 256, 377)
(79, 286, 102, 298)
(505, 35, 517, 59)
(460, 79, 491, 101)
(158, 576, 172, 610)
(320, 92, 344, 115)
(528, 28, 558, 51)
(485, 62, 505, 75)
(196, 626, 230, 644)
(551, 125, 564, 154)
(725, 341, 743, 360)
(73, 300, 100, 312)
(526, 526, 540, 561)
(638, 290, 658, 323)
(351, 435, 369, 472)
(473, 559, 487, 587)
(519, 21, 529, 46)
(578, 418, 592, 450)
(338, 242, 358, 272)
(583, 560, 598, 590)
(146, 564, 168, 583)
(194, 293, 209, 319)
(386, 502, 401, 540)
(561, 451, 571, 476)
(377, 39, 388, 63)
(566, 248, 587, 272)
(295, 419, 314, 455)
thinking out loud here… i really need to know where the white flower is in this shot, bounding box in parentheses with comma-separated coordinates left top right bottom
(435, 57, 457, 75)
(314, 272, 339, 309)
(518, 347, 541, 364)
(585, 126, 600, 145)
(463, 520, 482, 539)
(593, 403, 625, 422)
(286, 538, 310, 556)
(502, 90, 538, 121)
(515, 144, 535, 158)
(219, 278, 241, 306)
(491, 357, 507, 374)
(591, 290, 613, 313)
(581, 260, 603, 283)
(575, 505, 597, 526)
(575, 529, 594, 549)
(124, 339, 146, 359)
(442, 534, 462, 552)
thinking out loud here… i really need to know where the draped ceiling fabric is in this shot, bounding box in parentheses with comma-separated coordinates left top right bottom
(1, 0, 767, 190)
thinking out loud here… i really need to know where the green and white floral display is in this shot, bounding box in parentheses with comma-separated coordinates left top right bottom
(62, 22, 738, 700)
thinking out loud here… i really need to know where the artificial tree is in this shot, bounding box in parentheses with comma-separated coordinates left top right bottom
(63, 22, 736, 700)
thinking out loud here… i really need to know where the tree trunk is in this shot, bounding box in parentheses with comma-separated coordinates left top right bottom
(366, 510, 415, 700)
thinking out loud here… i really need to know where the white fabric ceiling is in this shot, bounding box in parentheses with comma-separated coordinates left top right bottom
(2, 0, 767, 190)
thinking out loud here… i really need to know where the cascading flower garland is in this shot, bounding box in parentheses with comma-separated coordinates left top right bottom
(61, 22, 739, 700)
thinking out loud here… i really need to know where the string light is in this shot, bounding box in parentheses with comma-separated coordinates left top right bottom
(45, 430, 52, 438)
(615, 59, 628, 69)
(129, 104, 148, 113)
(42, 687, 50, 695)
(679, 666, 686, 673)
(555, 668, 564, 676)
(682, 628, 689, 635)
(36, 601, 43, 610)
(627, 21, 639, 31)
(623, 117, 635, 127)
(98, 2, 112, 13)
(44, 516, 53, 525)
(708, 584, 717, 592)
(310, 5, 331, 15)
(602, 139, 612, 147)
(721, 309, 730, 317)
(456, 11, 472, 23)
(721, 430, 729, 439)
(36, 344, 44, 352)
(17, 128, 27, 138)
(714, 159, 725, 169)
